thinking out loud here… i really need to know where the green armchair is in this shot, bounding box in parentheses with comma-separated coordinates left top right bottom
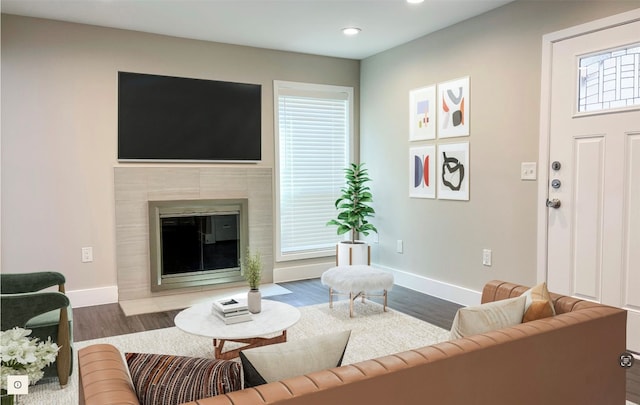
(0, 271, 73, 387)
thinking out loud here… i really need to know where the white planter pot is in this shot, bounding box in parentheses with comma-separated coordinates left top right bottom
(247, 289, 262, 313)
(336, 241, 370, 266)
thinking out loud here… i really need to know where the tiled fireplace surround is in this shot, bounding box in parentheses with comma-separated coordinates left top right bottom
(114, 167, 273, 301)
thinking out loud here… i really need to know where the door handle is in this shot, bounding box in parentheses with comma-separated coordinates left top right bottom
(546, 198, 561, 209)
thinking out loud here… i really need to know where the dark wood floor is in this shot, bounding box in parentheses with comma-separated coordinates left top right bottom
(73, 278, 639, 403)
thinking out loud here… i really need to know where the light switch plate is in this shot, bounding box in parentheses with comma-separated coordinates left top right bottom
(81, 247, 93, 263)
(482, 249, 492, 266)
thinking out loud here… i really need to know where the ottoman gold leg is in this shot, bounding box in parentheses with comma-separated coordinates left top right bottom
(349, 292, 354, 318)
(383, 289, 388, 312)
(329, 287, 334, 309)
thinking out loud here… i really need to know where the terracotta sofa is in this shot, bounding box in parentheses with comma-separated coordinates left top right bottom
(78, 280, 628, 405)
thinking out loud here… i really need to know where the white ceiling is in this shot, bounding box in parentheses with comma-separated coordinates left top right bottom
(1, 0, 514, 60)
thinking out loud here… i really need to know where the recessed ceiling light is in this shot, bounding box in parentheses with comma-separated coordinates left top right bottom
(407, 0, 424, 3)
(342, 27, 361, 36)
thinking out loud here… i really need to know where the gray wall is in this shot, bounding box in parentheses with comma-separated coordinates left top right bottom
(360, 0, 639, 296)
(2, 1, 638, 305)
(0, 14, 359, 299)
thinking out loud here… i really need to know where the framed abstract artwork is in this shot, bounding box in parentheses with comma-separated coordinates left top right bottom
(437, 142, 469, 201)
(438, 77, 469, 138)
(409, 85, 436, 141)
(410, 145, 436, 199)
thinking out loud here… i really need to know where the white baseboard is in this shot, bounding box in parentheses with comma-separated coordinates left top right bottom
(375, 264, 481, 307)
(273, 261, 335, 283)
(67, 266, 478, 309)
(67, 286, 118, 308)
(275, 261, 480, 307)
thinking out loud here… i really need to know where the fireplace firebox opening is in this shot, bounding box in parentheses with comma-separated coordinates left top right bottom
(148, 199, 248, 291)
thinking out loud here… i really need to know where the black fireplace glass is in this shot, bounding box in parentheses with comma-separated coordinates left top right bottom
(160, 214, 240, 275)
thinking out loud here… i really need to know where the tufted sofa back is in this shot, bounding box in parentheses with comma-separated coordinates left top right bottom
(80, 280, 627, 405)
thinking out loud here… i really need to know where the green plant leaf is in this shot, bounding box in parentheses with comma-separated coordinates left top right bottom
(327, 162, 378, 240)
(337, 225, 351, 235)
(242, 248, 262, 289)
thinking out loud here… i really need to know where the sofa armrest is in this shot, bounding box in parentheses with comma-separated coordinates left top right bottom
(0, 292, 70, 330)
(78, 344, 140, 405)
(480, 280, 528, 304)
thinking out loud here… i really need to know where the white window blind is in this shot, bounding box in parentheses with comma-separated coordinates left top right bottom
(275, 81, 353, 260)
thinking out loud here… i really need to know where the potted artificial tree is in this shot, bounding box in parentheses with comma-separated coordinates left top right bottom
(327, 163, 378, 266)
(243, 248, 262, 313)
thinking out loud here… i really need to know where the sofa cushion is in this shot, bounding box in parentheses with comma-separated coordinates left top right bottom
(522, 282, 556, 318)
(450, 295, 526, 339)
(26, 306, 73, 328)
(125, 352, 241, 405)
(239, 330, 351, 388)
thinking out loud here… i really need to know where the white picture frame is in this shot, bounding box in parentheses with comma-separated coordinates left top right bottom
(410, 145, 436, 199)
(437, 142, 469, 201)
(438, 77, 470, 138)
(409, 85, 436, 141)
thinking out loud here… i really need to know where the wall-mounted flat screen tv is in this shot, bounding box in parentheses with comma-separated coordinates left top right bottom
(118, 72, 261, 162)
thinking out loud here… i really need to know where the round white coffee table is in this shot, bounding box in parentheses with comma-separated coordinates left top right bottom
(174, 299, 300, 360)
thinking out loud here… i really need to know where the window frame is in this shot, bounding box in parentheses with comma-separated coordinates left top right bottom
(273, 80, 355, 262)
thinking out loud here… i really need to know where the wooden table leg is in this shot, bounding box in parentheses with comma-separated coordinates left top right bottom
(213, 331, 288, 360)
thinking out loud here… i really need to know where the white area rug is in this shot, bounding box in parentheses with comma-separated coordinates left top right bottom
(20, 300, 449, 405)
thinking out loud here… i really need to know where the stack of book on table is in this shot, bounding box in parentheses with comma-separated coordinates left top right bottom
(211, 298, 252, 324)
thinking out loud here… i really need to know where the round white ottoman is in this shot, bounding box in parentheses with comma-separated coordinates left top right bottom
(321, 265, 394, 317)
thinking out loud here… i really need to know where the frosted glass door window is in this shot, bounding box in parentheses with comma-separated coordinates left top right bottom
(578, 43, 640, 112)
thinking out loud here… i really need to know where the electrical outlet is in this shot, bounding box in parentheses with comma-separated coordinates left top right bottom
(396, 240, 403, 254)
(482, 249, 492, 266)
(521, 162, 537, 180)
(81, 247, 93, 263)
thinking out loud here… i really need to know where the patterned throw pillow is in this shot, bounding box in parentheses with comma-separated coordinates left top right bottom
(125, 353, 241, 405)
(240, 330, 351, 388)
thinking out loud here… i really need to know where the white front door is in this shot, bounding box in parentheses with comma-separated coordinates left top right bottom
(544, 15, 640, 353)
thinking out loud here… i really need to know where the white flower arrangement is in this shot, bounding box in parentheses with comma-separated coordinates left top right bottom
(0, 327, 60, 390)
